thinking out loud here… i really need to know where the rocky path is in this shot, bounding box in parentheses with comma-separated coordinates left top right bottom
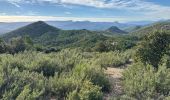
(104, 67, 125, 100)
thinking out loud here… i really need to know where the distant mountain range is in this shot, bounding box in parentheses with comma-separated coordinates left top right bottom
(0, 20, 155, 34)
(2, 21, 128, 42)
(1, 20, 170, 39)
(2, 20, 170, 50)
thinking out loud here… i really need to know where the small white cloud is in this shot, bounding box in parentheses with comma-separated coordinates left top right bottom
(65, 12, 72, 15)
(0, 13, 6, 16)
(11, 2, 21, 7)
(27, 11, 38, 16)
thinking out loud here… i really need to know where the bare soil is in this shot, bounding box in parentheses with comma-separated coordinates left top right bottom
(104, 67, 125, 100)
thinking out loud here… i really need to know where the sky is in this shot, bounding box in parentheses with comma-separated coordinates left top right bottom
(0, 0, 170, 22)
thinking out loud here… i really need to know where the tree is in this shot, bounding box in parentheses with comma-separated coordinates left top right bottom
(135, 31, 170, 69)
(0, 38, 7, 53)
(23, 35, 33, 46)
(9, 36, 33, 54)
(93, 42, 108, 52)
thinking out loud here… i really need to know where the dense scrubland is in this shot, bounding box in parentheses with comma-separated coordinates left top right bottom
(0, 48, 131, 99)
(0, 21, 170, 99)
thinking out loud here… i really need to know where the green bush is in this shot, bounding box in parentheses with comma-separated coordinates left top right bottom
(73, 63, 111, 92)
(93, 51, 131, 68)
(123, 62, 156, 99)
(67, 81, 103, 100)
(0, 69, 46, 100)
(49, 74, 81, 98)
(78, 81, 103, 100)
(67, 90, 80, 100)
(156, 64, 170, 96)
(122, 62, 170, 99)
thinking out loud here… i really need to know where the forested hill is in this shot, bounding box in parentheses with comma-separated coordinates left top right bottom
(106, 26, 128, 34)
(1, 21, 109, 50)
(2, 21, 60, 40)
(131, 21, 170, 37)
(1, 21, 139, 52)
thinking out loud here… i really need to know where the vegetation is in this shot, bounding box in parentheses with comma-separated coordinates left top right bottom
(2, 21, 137, 52)
(131, 21, 170, 37)
(0, 49, 112, 99)
(0, 44, 133, 99)
(0, 36, 33, 54)
(122, 62, 170, 99)
(121, 31, 170, 99)
(92, 50, 132, 67)
(135, 31, 170, 69)
(0, 21, 170, 99)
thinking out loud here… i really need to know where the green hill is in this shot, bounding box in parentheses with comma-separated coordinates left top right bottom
(2, 21, 60, 40)
(131, 21, 170, 37)
(1, 21, 108, 49)
(36, 29, 108, 49)
(1, 21, 138, 51)
(106, 26, 128, 34)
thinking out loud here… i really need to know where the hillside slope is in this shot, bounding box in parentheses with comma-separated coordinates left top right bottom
(2, 21, 60, 40)
(131, 21, 170, 37)
(123, 25, 142, 32)
(1, 21, 108, 49)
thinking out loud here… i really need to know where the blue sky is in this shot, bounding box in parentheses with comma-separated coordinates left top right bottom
(0, 0, 170, 22)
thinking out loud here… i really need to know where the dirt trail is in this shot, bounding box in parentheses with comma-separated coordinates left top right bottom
(105, 67, 124, 79)
(104, 67, 124, 100)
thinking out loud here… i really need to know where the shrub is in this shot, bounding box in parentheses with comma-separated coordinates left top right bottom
(66, 90, 80, 100)
(49, 74, 81, 98)
(0, 69, 46, 100)
(73, 63, 111, 92)
(156, 64, 170, 96)
(123, 62, 156, 99)
(93, 51, 131, 68)
(122, 62, 170, 99)
(78, 81, 103, 100)
(67, 81, 103, 100)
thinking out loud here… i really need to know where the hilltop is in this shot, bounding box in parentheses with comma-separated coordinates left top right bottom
(2, 21, 60, 40)
(106, 26, 128, 34)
